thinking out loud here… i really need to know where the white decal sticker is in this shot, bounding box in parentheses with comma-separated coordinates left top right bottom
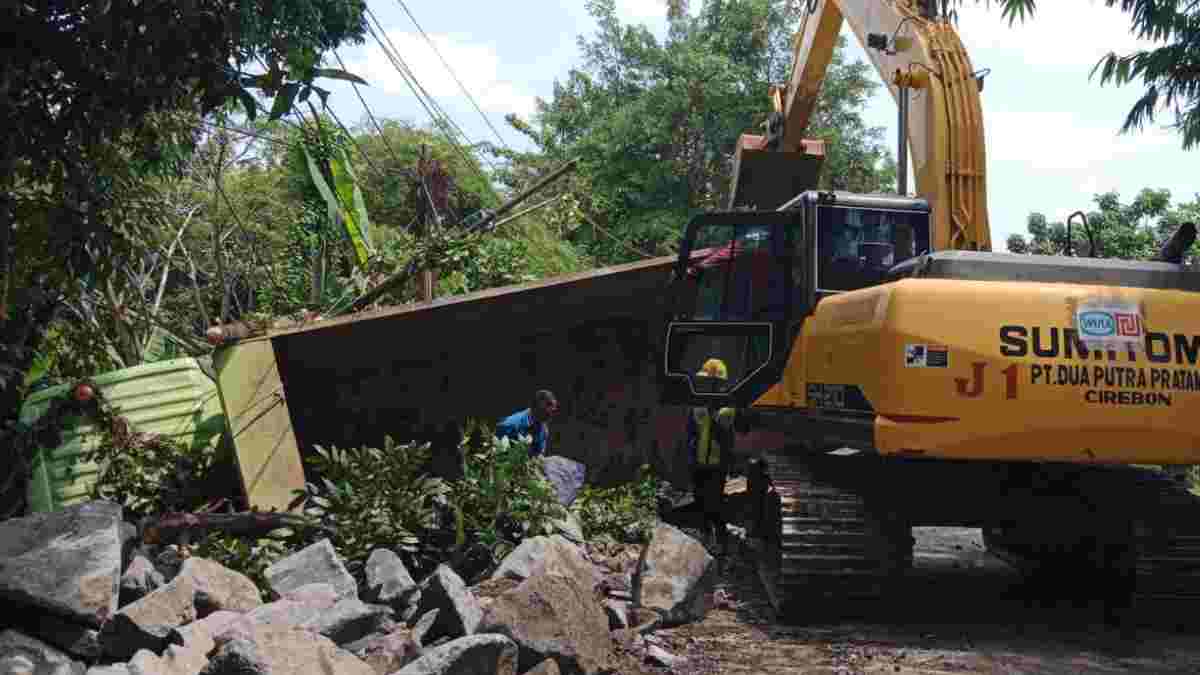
(1075, 301, 1144, 352)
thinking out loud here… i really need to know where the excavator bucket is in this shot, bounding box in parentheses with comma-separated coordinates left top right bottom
(728, 134, 825, 211)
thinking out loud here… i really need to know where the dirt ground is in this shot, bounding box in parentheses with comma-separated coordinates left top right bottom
(644, 500, 1200, 675)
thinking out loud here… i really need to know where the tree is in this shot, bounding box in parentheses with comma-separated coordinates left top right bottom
(495, 0, 895, 266)
(1005, 188, 1199, 260)
(0, 1, 370, 427)
(974, 0, 1200, 150)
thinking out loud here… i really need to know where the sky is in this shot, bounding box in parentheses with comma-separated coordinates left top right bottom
(313, 0, 1198, 250)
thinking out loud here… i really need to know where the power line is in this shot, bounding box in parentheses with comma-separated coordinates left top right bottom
(393, 0, 513, 153)
(362, 6, 499, 186)
(333, 49, 409, 169)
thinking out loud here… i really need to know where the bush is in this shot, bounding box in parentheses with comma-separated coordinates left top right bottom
(447, 419, 569, 574)
(574, 463, 659, 545)
(287, 436, 449, 584)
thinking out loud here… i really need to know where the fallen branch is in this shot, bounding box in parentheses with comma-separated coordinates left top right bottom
(139, 510, 324, 546)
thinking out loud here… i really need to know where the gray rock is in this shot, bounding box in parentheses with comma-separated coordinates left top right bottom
(392, 634, 518, 675)
(175, 558, 261, 617)
(278, 583, 338, 607)
(263, 539, 356, 602)
(348, 628, 420, 675)
(0, 501, 123, 628)
(363, 550, 419, 616)
(477, 573, 613, 675)
(153, 548, 186, 584)
(490, 536, 595, 587)
(101, 573, 197, 659)
(24, 613, 103, 660)
(644, 645, 682, 669)
(125, 616, 215, 675)
(602, 600, 628, 630)
(540, 456, 587, 507)
(526, 659, 562, 675)
(0, 630, 85, 675)
(415, 566, 481, 643)
(199, 624, 373, 675)
(409, 610, 438, 648)
(85, 666, 130, 675)
(120, 555, 165, 607)
(634, 522, 714, 626)
(297, 597, 390, 646)
(169, 611, 242, 649)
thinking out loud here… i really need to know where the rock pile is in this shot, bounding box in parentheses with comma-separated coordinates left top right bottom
(0, 501, 717, 674)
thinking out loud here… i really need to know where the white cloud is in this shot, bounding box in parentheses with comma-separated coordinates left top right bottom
(985, 110, 1176, 171)
(346, 30, 538, 119)
(955, 0, 1157, 69)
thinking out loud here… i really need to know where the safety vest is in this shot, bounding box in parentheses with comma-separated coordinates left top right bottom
(691, 406, 735, 466)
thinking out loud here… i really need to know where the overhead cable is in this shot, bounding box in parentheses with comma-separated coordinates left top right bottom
(393, 0, 513, 153)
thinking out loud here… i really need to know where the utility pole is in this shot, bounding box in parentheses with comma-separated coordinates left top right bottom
(414, 144, 445, 302)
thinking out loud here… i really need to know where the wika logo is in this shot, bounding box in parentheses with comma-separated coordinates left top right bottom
(1078, 311, 1143, 339)
(1078, 311, 1115, 337)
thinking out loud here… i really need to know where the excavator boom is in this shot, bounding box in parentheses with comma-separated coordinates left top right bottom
(732, 0, 990, 252)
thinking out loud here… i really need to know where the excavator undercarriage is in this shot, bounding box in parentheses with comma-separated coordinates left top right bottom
(748, 449, 1200, 623)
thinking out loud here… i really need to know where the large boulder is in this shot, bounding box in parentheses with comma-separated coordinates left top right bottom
(363, 549, 419, 620)
(200, 624, 373, 675)
(392, 634, 518, 675)
(24, 612, 104, 660)
(477, 572, 613, 675)
(0, 629, 85, 675)
(175, 558, 261, 616)
(346, 628, 420, 675)
(490, 536, 595, 587)
(101, 573, 197, 659)
(297, 597, 390, 646)
(120, 555, 165, 606)
(540, 456, 587, 507)
(263, 540, 356, 602)
(634, 522, 714, 626)
(0, 501, 123, 628)
(125, 615, 216, 675)
(414, 566, 481, 644)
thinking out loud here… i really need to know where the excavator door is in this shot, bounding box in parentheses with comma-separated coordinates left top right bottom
(661, 210, 813, 409)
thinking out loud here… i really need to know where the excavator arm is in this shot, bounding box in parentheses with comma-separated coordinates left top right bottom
(733, 0, 991, 252)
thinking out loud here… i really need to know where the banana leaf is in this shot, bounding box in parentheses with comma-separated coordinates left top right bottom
(331, 145, 373, 264)
(303, 146, 373, 269)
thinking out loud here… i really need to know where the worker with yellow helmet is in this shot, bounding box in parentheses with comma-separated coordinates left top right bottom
(688, 357, 738, 556)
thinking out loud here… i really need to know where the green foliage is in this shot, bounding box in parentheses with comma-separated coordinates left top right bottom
(574, 464, 660, 544)
(448, 420, 569, 565)
(289, 437, 450, 582)
(192, 533, 291, 601)
(495, 0, 895, 266)
(1006, 188, 1200, 261)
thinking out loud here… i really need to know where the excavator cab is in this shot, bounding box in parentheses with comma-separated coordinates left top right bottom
(661, 191, 931, 408)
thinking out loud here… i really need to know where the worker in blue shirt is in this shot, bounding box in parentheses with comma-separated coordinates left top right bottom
(496, 390, 559, 457)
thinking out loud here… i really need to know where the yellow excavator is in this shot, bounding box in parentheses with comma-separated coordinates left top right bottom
(660, 0, 1200, 623)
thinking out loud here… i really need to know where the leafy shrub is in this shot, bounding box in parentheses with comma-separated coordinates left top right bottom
(287, 436, 450, 584)
(574, 464, 659, 544)
(448, 419, 569, 570)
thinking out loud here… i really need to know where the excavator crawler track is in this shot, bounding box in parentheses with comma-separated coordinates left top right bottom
(756, 450, 913, 619)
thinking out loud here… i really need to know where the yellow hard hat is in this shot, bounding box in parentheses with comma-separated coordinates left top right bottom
(696, 358, 728, 380)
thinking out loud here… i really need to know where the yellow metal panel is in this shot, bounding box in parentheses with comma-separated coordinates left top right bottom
(213, 338, 307, 512)
(802, 279, 1200, 465)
